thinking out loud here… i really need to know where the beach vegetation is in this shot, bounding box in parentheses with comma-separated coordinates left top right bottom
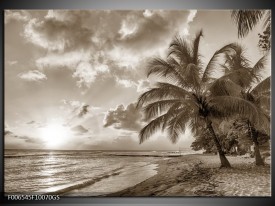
(231, 10, 271, 51)
(215, 44, 270, 165)
(136, 30, 265, 168)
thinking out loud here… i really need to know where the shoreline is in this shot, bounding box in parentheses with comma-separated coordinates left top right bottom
(106, 154, 271, 197)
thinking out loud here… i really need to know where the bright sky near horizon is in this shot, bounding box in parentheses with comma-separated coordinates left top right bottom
(4, 10, 271, 150)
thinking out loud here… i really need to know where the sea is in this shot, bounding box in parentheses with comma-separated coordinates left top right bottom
(4, 149, 199, 196)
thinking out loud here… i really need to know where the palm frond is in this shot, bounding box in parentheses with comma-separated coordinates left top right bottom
(262, 10, 271, 30)
(156, 82, 192, 96)
(136, 83, 191, 108)
(224, 45, 251, 69)
(219, 64, 230, 74)
(168, 36, 192, 64)
(259, 114, 270, 135)
(167, 57, 200, 89)
(255, 96, 270, 111)
(166, 109, 191, 143)
(161, 101, 194, 131)
(201, 43, 239, 83)
(260, 91, 271, 96)
(208, 77, 242, 97)
(139, 114, 168, 144)
(143, 99, 183, 120)
(147, 57, 187, 87)
(184, 63, 201, 90)
(231, 10, 265, 37)
(251, 76, 270, 95)
(251, 110, 270, 136)
(222, 68, 254, 88)
(251, 55, 268, 81)
(208, 96, 260, 126)
(192, 29, 203, 65)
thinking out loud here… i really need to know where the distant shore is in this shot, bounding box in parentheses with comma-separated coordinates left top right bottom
(107, 154, 271, 197)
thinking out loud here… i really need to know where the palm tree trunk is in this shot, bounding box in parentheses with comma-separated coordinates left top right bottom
(247, 121, 264, 166)
(206, 120, 231, 168)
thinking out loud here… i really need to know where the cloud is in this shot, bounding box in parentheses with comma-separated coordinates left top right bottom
(25, 120, 46, 128)
(106, 46, 142, 68)
(36, 50, 110, 88)
(115, 78, 137, 88)
(118, 15, 138, 39)
(23, 11, 93, 52)
(76, 130, 193, 150)
(21, 10, 197, 89)
(78, 105, 89, 118)
(103, 63, 146, 89)
(143, 10, 154, 18)
(178, 10, 197, 36)
(5, 10, 30, 24)
(61, 99, 102, 128)
(5, 130, 12, 135)
(4, 123, 12, 135)
(5, 127, 44, 149)
(187, 10, 197, 22)
(36, 50, 91, 69)
(62, 99, 83, 107)
(5, 135, 43, 149)
(7, 60, 18, 66)
(71, 125, 88, 135)
(72, 62, 99, 88)
(116, 10, 194, 53)
(62, 100, 88, 120)
(137, 79, 151, 93)
(103, 103, 143, 131)
(109, 135, 170, 150)
(18, 70, 47, 82)
(26, 120, 35, 124)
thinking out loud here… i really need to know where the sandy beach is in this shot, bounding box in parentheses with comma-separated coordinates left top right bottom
(107, 154, 271, 197)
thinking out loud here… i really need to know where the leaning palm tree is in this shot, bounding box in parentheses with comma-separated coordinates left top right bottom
(231, 10, 271, 51)
(216, 46, 270, 165)
(234, 77, 270, 165)
(137, 30, 263, 168)
(233, 79, 270, 166)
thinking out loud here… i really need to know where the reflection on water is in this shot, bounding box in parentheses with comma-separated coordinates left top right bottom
(39, 153, 57, 186)
(5, 150, 160, 195)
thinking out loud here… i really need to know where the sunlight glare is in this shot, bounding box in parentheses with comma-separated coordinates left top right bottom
(39, 124, 71, 148)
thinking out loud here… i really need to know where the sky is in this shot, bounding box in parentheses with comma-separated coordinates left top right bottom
(4, 10, 271, 150)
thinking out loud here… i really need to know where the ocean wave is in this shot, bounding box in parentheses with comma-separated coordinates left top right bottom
(4, 151, 103, 158)
(38, 167, 124, 195)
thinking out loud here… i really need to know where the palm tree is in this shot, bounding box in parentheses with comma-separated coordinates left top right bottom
(216, 46, 270, 165)
(230, 119, 270, 158)
(238, 78, 270, 165)
(137, 30, 263, 168)
(191, 122, 237, 155)
(231, 10, 271, 51)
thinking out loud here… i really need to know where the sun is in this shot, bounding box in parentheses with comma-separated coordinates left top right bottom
(39, 124, 71, 148)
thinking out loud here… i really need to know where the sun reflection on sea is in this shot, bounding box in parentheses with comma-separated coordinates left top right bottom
(38, 153, 57, 187)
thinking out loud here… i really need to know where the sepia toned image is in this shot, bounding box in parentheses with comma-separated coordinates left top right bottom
(4, 10, 271, 196)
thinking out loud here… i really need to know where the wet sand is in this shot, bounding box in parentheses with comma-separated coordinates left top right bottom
(107, 154, 271, 197)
